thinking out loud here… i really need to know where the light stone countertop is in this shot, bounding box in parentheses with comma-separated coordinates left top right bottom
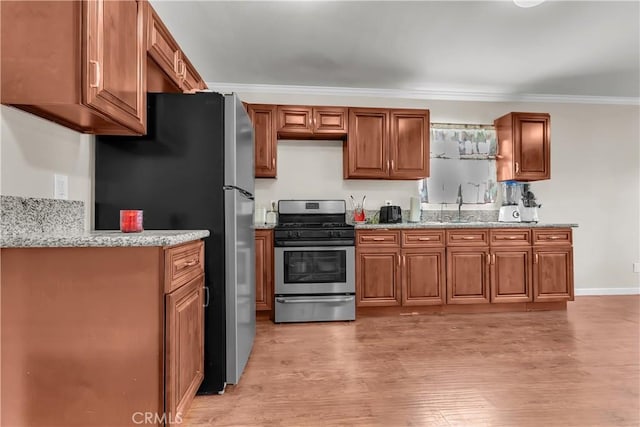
(354, 222, 578, 229)
(1, 230, 210, 248)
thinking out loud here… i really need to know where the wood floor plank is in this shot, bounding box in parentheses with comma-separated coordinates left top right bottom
(183, 296, 639, 427)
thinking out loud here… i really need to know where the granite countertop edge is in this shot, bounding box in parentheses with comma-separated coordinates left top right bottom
(354, 222, 579, 229)
(254, 224, 277, 230)
(1, 230, 210, 248)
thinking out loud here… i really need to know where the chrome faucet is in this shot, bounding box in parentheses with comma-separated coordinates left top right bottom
(456, 184, 463, 222)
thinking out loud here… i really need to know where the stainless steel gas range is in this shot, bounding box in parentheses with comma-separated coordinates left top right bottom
(273, 200, 355, 323)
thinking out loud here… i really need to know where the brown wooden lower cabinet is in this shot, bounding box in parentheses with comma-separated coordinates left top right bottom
(446, 247, 491, 304)
(356, 227, 574, 310)
(255, 229, 274, 311)
(356, 247, 401, 306)
(533, 246, 574, 302)
(1, 240, 205, 426)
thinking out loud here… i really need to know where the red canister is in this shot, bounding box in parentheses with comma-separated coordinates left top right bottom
(119, 210, 144, 233)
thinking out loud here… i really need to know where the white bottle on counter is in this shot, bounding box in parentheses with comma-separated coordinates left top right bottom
(265, 201, 278, 225)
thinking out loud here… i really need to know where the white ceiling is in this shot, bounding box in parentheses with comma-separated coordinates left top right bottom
(150, 1, 640, 103)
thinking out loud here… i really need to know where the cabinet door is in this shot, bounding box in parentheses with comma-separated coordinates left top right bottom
(345, 109, 389, 178)
(85, 0, 146, 134)
(248, 104, 277, 178)
(314, 107, 348, 135)
(491, 248, 532, 303)
(514, 113, 550, 181)
(255, 230, 274, 311)
(389, 110, 430, 179)
(402, 248, 445, 305)
(533, 247, 574, 302)
(356, 248, 401, 306)
(277, 106, 313, 136)
(446, 248, 490, 304)
(166, 275, 204, 425)
(147, 4, 181, 87)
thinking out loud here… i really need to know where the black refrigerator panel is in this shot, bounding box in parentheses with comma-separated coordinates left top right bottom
(95, 92, 227, 393)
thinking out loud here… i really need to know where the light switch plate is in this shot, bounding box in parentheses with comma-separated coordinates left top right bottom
(634, 262, 640, 273)
(54, 174, 68, 200)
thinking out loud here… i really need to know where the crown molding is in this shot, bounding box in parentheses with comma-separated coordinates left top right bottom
(205, 82, 640, 106)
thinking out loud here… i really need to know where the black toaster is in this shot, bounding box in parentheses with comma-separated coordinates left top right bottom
(379, 205, 402, 223)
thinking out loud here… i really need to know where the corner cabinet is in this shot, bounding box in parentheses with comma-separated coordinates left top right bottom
(255, 229, 274, 311)
(1, 0, 146, 135)
(248, 104, 278, 178)
(345, 108, 429, 180)
(495, 112, 551, 182)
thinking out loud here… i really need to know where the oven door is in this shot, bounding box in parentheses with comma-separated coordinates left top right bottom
(274, 246, 355, 295)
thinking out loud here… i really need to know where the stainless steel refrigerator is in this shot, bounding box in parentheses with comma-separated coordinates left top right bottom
(94, 92, 255, 393)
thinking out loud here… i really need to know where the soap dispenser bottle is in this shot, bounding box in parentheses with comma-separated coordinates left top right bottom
(266, 201, 278, 225)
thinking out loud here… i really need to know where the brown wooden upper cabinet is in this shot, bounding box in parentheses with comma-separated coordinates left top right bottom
(344, 108, 430, 180)
(277, 106, 348, 138)
(248, 104, 278, 178)
(147, 4, 207, 93)
(495, 112, 550, 181)
(1, 0, 147, 135)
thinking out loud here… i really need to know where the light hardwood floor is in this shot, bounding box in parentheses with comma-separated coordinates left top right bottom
(184, 296, 639, 426)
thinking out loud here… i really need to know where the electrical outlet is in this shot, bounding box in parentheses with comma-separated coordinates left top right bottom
(54, 174, 68, 200)
(385, 200, 392, 206)
(634, 262, 640, 273)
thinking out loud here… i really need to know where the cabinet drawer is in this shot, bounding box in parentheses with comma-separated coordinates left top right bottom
(402, 230, 445, 247)
(446, 229, 489, 246)
(532, 228, 572, 246)
(357, 230, 400, 247)
(165, 241, 204, 293)
(490, 229, 531, 246)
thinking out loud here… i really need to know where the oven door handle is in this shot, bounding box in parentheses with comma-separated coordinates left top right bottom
(276, 296, 355, 304)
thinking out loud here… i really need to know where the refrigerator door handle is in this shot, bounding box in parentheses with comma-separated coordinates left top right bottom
(223, 185, 254, 200)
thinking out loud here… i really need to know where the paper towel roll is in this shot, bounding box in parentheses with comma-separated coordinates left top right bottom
(409, 197, 421, 222)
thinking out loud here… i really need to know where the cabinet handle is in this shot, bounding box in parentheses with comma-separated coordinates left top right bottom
(534, 253, 539, 264)
(418, 237, 431, 241)
(397, 254, 401, 267)
(183, 259, 197, 267)
(387, 160, 390, 171)
(403, 255, 406, 267)
(486, 253, 490, 265)
(372, 237, 385, 241)
(547, 236, 560, 240)
(492, 254, 496, 264)
(90, 60, 100, 88)
(515, 162, 520, 174)
(495, 154, 504, 160)
(505, 236, 518, 240)
(272, 158, 275, 169)
(391, 159, 395, 170)
(203, 286, 210, 307)
(462, 236, 475, 240)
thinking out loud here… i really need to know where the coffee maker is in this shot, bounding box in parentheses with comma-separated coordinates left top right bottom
(498, 181, 521, 222)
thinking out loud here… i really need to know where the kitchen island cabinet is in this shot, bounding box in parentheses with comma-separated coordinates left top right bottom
(495, 112, 551, 182)
(1, 0, 147, 135)
(1, 234, 207, 427)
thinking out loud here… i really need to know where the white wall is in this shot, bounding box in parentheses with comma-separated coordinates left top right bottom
(1, 106, 94, 230)
(239, 91, 640, 293)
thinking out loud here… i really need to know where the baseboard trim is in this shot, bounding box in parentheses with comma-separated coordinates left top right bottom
(575, 287, 640, 296)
